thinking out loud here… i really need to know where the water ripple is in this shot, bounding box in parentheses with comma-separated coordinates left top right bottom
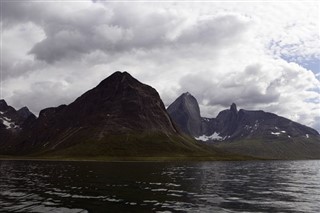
(0, 160, 319, 212)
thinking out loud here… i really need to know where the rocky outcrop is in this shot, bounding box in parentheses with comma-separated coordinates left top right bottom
(167, 92, 202, 136)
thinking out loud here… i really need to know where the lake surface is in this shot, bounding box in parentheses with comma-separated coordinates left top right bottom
(0, 160, 319, 213)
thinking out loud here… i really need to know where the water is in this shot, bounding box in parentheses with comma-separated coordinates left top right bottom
(0, 160, 319, 213)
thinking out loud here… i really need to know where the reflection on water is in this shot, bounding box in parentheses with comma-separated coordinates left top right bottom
(0, 160, 319, 212)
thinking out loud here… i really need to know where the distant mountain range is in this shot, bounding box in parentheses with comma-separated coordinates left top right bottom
(168, 92, 320, 159)
(1, 71, 319, 160)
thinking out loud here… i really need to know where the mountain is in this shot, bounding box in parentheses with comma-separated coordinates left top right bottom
(167, 93, 320, 159)
(167, 92, 202, 136)
(211, 104, 318, 140)
(0, 100, 36, 146)
(0, 99, 36, 131)
(2, 72, 226, 159)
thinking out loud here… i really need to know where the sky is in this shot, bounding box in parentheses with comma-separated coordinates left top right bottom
(1, 0, 319, 131)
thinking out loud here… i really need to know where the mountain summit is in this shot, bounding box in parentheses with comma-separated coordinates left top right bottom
(52, 71, 179, 134)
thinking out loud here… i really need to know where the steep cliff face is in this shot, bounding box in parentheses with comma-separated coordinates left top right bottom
(167, 92, 202, 136)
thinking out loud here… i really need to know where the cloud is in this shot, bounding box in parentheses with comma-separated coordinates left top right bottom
(178, 59, 319, 129)
(177, 14, 250, 45)
(9, 81, 71, 113)
(4, 1, 251, 64)
(1, 1, 319, 131)
(2, 21, 45, 80)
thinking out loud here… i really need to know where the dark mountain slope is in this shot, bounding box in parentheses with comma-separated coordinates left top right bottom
(0, 100, 36, 148)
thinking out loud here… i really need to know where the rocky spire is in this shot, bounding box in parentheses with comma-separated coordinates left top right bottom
(230, 103, 238, 114)
(0, 99, 8, 111)
(0, 99, 7, 106)
(167, 92, 202, 136)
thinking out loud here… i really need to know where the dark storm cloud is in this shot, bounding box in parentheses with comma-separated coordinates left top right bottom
(3, 1, 250, 63)
(1, 59, 43, 80)
(2, 1, 46, 27)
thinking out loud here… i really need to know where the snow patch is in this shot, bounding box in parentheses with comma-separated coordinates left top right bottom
(0, 117, 19, 129)
(271, 131, 281, 136)
(252, 121, 259, 131)
(271, 129, 287, 136)
(195, 132, 224, 141)
(244, 125, 252, 130)
(0, 111, 3, 114)
(4, 117, 11, 121)
(306, 134, 309, 138)
(0, 118, 12, 129)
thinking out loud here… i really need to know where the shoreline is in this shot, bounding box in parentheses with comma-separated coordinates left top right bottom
(0, 155, 318, 162)
(0, 155, 257, 162)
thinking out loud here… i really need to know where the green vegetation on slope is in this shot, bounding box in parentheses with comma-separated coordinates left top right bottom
(20, 130, 253, 161)
(213, 136, 320, 160)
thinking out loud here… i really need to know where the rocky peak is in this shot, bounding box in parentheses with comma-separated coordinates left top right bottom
(0, 100, 36, 133)
(168, 92, 201, 116)
(167, 92, 202, 136)
(180, 91, 195, 101)
(0, 99, 8, 111)
(17, 107, 34, 119)
(182, 92, 191, 97)
(96, 71, 139, 89)
(181, 92, 198, 103)
(230, 103, 237, 113)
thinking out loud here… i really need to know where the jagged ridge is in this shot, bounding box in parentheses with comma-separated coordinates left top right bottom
(167, 92, 320, 159)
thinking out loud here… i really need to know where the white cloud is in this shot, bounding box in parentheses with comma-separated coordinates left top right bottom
(1, 1, 319, 131)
